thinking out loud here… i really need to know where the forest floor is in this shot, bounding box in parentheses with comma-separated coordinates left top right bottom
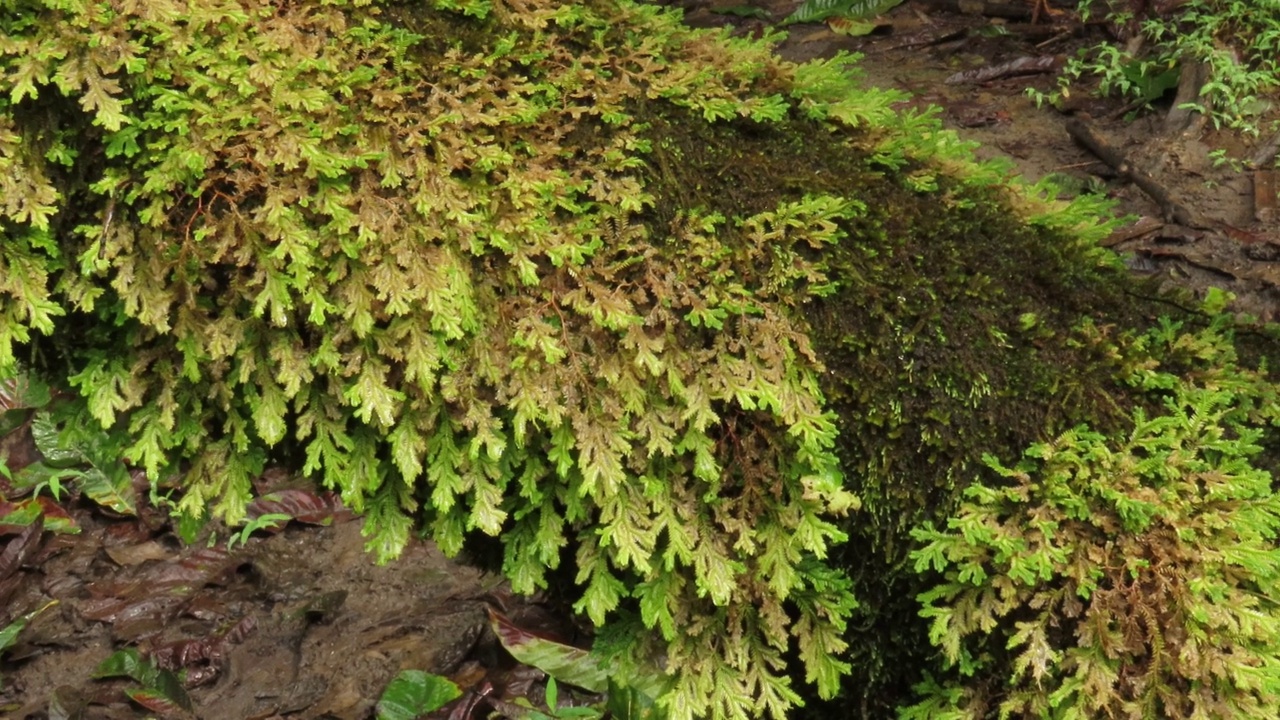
(3, 1, 1279, 719)
(678, 0, 1280, 317)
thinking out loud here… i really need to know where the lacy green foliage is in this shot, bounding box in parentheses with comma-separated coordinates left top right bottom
(1037, 0, 1280, 137)
(0, 0, 1159, 717)
(0, 1, 907, 717)
(904, 315, 1280, 719)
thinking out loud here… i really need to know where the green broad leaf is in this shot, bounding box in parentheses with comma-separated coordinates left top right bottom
(76, 465, 137, 516)
(489, 607, 609, 692)
(545, 675, 559, 711)
(0, 498, 78, 533)
(376, 670, 462, 720)
(30, 411, 86, 467)
(783, 0, 904, 25)
(93, 647, 155, 683)
(0, 600, 57, 655)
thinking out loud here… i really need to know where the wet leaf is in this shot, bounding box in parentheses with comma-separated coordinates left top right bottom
(46, 685, 87, 720)
(125, 669, 193, 714)
(30, 411, 85, 467)
(377, 669, 463, 720)
(223, 614, 258, 645)
(104, 540, 172, 567)
(80, 592, 183, 626)
(77, 466, 137, 516)
(0, 498, 78, 534)
(0, 521, 44, 582)
(0, 600, 57, 654)
(246, 487, 353, 525)
(488, 608, 607, 693)
(149, 637, 219, 671)
(93, 647, 152, 682)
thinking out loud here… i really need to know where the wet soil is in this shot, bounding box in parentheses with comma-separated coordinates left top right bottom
(2, 500, 504, 719)
(4, 2, 1280, 718)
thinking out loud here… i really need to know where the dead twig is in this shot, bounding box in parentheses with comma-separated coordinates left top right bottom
(1065, 117, 1213, 229)
(945, 54, 1064, 85)
(1101, 215, 1163, 248)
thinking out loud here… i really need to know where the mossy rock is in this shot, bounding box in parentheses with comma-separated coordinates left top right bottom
(2, 1, 1278, 718)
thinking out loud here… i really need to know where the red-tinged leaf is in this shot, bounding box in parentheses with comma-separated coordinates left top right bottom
(149, 637, 218, 671)
(0, 371, 51, 413)
(221, 614, 257, 645)
(125, 668, 193, 714)
(158, 546, 236, 591)
(246, 488, 354, 525)
(184, 664, 221, 687)
(0, 498, 77, 535)
(79, 593, 183, 625)
(0, 521, 44, 582)
(34, 497, 78, 533)
(423, 687, 489, 720)
(493, 664, 546, 700)
(487, 607, 608, 693)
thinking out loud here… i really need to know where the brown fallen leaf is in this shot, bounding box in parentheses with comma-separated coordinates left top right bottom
(104, 540, 173, 567)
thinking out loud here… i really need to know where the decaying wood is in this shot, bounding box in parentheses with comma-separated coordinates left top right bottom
(944, 55, 1063, 85)
(1065, 117, 1211, 229)
(1101, 215, 1163, 247)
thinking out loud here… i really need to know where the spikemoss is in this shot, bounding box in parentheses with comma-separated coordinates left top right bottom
(3, 1, 1279, 719)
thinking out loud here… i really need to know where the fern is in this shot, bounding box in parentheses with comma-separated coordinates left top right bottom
(906, 320, 1280, 719)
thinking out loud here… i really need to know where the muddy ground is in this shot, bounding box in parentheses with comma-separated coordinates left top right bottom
(3, 1, 1279, 718)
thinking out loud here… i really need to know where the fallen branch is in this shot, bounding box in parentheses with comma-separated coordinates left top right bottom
(944, 54, 1064, 85)
(1065, 117, 1212, 229)
(1101, 215, 1162, 247)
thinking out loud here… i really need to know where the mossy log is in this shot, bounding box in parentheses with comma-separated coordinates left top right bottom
(2, 1, 1279, 718)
